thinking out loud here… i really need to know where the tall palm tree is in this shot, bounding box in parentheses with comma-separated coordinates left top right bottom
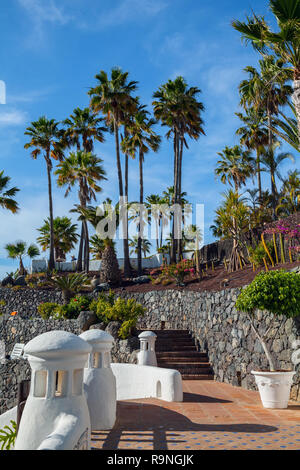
(239, 56, 293, 156)
(88, 67, 138, 277)
(215, 145, 255, 193)
(63, 107, 107, 270)
(55, 151, 107, 274)
(24, 117, 64, 270)
(232, 0, 300, 138)
(5, 241, 40, 276)
(63, 107, 107, 152)
(122, 107, 161, 274)
(0, 171, 19, 213)
(153, 76, 205, 261)
(37, 216, 79, 262)
(236, 107, 269, 201)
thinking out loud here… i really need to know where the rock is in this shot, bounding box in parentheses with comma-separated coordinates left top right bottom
(14, 276, 27, 287)
(1, 276, 14, 287)
(89, 322, 106, 331)
(77, 311, 98, 332)
(91, 276, 101, 289)
(93, 283, 110, 293)
(105, 321, 122, 340)
(290, 266, 300, 274)
(131, 276, 151, 285)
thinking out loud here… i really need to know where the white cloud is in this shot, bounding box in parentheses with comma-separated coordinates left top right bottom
(18, 0, 71, 25)
(78, 0, 168, 30)
(0, 108, 28, 126)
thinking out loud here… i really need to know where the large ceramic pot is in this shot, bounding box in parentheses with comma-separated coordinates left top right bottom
(251, 370, 296, 409)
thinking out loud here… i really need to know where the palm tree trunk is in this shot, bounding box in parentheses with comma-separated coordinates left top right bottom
(114, 117, 130, 278)
(76, 224, 84, 271)
(171, 131, 179, 264)
(256, 148, 262, 203)
(267, 110, 277, 220)
(137, 150, 143, 275)
(46, 157, 55, 271)
(83, 219, 89, 274)
(292, 76, 300, 141)
(178, 136, 184, 259)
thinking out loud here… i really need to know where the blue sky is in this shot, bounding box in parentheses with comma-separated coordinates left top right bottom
(0, 0, 297, 276)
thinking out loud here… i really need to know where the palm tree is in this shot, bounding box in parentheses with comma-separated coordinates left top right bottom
(153, 76, 205, 261)
(276, 169, 300, 215)
(5, 241, 40, 276)
(24, 117, 64, 270)
(239, 56, 293, 157)
(63, 107, 107, 152)
(232, 0, 300, 137)
(122, 107, 161, 274)
(215, 145, 255, 193)
(129, 236, 152, 258)
(99, 238, 121, 285)
(270, 102, 300, 151)
(260, 141, 295, 212)
(63, 107, 107, 271)
(211, 190, 250, 271)
(37, 216, 79, 262)
(236, 107, 269, 201)
(88, 67, 138, 277)
(55, 151, 107, 274)
(145, 194, 166, 251)
(0, 171, 19, 213)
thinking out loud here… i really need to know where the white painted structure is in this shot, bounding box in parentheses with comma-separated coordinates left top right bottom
(31, 254, 170, 273)
(137, 331, 157, 367)
(111, 363, 183, 402)
(79, 330, 116, 431)
(14, 331, 92, 450)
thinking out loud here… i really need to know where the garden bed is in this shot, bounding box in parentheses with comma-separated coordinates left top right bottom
(114, 260, 300, 294)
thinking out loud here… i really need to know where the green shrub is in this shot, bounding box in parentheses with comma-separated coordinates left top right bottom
(68, 295, 91, 315)
(236, 270, 300, 318)
(37, 302, 61, 320)
(248, 241, 274, 267)
(91, 293, 145, 339)
(0, 300, 6, 316)
(0, 420, 17, 450)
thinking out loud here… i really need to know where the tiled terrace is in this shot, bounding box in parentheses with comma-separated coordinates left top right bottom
(91, 380, 300, 450)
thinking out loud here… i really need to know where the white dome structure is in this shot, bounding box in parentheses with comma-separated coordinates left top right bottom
(14, 331, 92, 450)
(79, 330, 116, 431)
(137, 331, 157, 367)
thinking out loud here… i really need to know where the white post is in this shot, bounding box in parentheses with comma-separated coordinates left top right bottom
(137, 331, 157, 367)
(79, 330, 116, 431)
(14, 331, 92, 450)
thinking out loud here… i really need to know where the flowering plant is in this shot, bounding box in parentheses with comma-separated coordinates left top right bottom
(162, 259, 196, 286)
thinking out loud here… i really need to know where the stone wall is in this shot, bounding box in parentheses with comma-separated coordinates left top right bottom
(1, 286, 300, 415)
(0, 287, 63, 317)
(116, 289, 300, 401)
(0, 316, 138, 415)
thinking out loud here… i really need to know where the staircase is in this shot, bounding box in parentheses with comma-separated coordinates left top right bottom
(151, 330, 214, 380)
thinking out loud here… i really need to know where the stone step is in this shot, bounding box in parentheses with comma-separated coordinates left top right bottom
(156, 351, 207, 358)
(155, 344, 197, 352)
(157, 356, 209, 363)
(158, 363, 212, 372)
(181, 374, 214, 381)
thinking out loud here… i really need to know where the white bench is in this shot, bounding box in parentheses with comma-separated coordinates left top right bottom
(10, 344, 28, 360)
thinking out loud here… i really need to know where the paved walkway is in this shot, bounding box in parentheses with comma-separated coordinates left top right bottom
(91, 380, 300, 450)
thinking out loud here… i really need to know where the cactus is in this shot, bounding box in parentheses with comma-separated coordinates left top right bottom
(261, 233, 274, 267)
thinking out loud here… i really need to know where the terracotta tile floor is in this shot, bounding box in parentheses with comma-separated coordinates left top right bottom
(91, 381, 300, 450)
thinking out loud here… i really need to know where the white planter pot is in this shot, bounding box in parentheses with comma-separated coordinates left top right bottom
(251, 370, 296, 409)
